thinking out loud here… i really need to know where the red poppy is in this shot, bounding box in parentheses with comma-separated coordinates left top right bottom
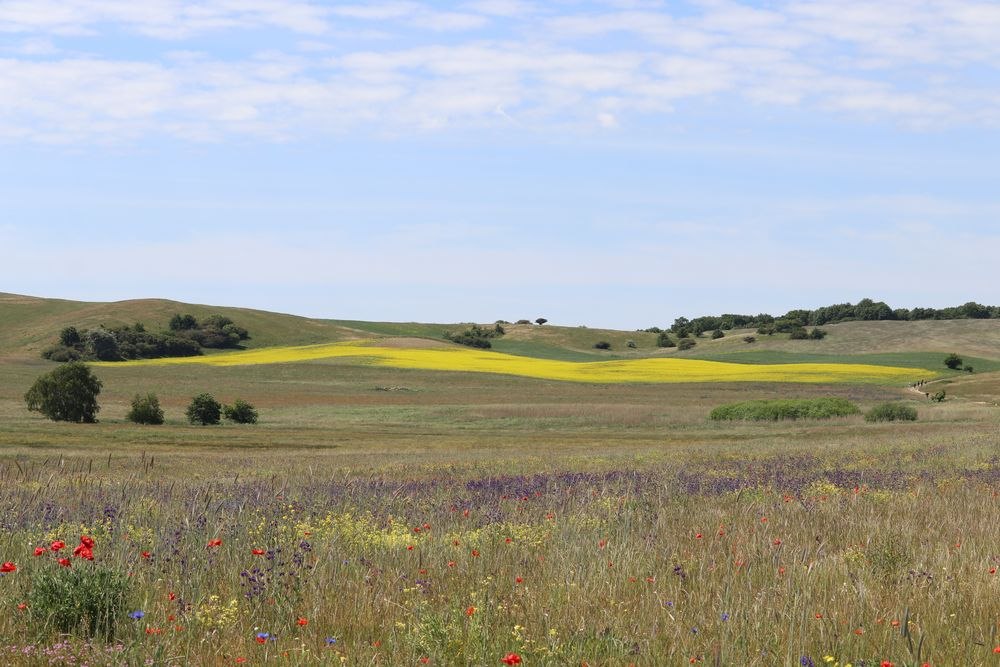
(772, 539, 782, 546)
(465, 606, 476, 616)
(255, 636, 267, 644)
(515, 576, 523, 584)
(252, 549, 266, 556)
(420, 658, 430, 664)
(501, 654, 522, 665)
(141, 551, 151, 560)
(168, 592, 176, 601)
(33, 547, 46, 557)
(58, 558, 71, 568)
(80, 535, 94, 549)
(236, 659, 247, 664)
(17, 602, 27, 610)
(73, 545, 94, 560)
(994, 646, 1000, 654)
(296, 617, 308, 626)
(207, 538, 222, 548)
(880, 662, 893, 667)
(1, 562, 17, 573)
(695, 533, 703, 540)
(447, 561, 456, 568)
(471, 549, 480, 558)
(50, 540, 66, 551)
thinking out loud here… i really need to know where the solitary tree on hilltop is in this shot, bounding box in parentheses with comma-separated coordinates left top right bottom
(535, 318, 548, 326)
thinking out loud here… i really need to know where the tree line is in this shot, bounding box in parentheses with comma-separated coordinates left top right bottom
(647, 299, 1000, 338)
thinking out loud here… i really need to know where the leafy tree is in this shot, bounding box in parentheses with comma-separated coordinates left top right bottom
(126, 393, 164, 425)
(59, 326, 82, 348)
(535, 318, 548, 326)
(809, 328, 828, 340)
(944, 353, 963, 370)
(25, 362, 102, 423)
(224, 399, 258, 424)
(656, 332, 676, 348)
(186, 393, 222, 425)
(593, 341, 611, 350)
(84, 329, 120, 361)
(677, 338, 696, 351)
(711, 329, 724, 339)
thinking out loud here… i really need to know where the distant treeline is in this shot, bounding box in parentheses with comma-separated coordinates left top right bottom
(42, 314, 249, 362)
(644, 299, 1000, 338)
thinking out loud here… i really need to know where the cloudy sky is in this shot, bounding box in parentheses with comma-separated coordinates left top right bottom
(2, 0, 999, 328)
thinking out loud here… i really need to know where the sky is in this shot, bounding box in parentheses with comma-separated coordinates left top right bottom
(2, 0, 1000, 329)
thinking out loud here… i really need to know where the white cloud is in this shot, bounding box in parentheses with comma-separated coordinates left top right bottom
(1, 0, 1000, 143)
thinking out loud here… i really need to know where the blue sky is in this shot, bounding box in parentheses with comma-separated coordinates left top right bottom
(2, 0, 1000, 328)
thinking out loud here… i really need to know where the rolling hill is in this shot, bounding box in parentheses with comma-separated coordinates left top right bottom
(2, 293, 999, 373)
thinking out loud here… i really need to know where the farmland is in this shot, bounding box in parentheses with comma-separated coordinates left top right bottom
(0, 295, 998, 665)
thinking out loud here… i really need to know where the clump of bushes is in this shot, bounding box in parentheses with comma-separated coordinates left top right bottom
(677, 338, 696, 351)
(656, 332, 675, 348)
(864, 402, 918, 422)
(224, 399, 258, 424)
(186, 393, 222, 425)
(710, 398, 861, 421)
(594, 341, 611, 350)
(126, 393, 164, 425)
(445, 323, 504, 349)
(42, 314, 249, 363)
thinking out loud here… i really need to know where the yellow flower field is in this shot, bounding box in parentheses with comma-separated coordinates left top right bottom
(97, 341, 932, 384)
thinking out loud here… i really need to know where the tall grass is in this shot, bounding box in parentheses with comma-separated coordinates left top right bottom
(0, 448, 997, 665)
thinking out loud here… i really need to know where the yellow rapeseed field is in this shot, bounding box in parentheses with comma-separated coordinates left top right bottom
(98, 341, 932, 384)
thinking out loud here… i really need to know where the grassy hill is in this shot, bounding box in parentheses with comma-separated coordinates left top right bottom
(3, 293, 1000, 370)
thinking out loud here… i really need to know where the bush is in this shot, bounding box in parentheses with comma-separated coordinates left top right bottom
(865, 402, 918, 422)
(677, 338, 696, 351)
(41, 344, 82, 362)
(25, 362, 102, 423)
(593, 341, 611, 350)
(710, 398, 861, 422)
(186, 393, 222, 425)
(224, 399, 258, 424)
(626, 340, 637, 348)
(126, 393, 164, 425)
(788, 327, 809, 340)
(742, 336, 756, 344)
(931, 390, 946, 403)
(809, 328, 828, 340)
(944, 353, 963, 370)
(29, 564, 132, 640)
(711, 329, 724, 339)
(656, 332, 675, 348)
(535, 318, 547, 326)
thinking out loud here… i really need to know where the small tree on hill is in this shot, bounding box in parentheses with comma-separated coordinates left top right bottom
(594, 341, 611, 350)
(677, 338, 696, 351)
(126, 393, 164, 425)
(224, 399, 258, 424)
(656, 332, 676, 348)
(25, 362, 102, 423)
(186, 393, 222, 425)
(535, 318, 548, 326)
(943, 353, 963, 370)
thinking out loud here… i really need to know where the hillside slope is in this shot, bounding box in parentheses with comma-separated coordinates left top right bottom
(3, 293, 1000, 367)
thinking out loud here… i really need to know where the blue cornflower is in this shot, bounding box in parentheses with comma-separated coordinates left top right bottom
(800, 657, 815, 667)
(325, 637, 338, 645)
(721, 612, 730, 621)
(128, 610, 145, 620)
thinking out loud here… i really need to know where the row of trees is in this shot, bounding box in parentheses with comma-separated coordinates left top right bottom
(652, 299, 1000, 338)
(24, 362, 257, 425)
(42, 314, 250, 363)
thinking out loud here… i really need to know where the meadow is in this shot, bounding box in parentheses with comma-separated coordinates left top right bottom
(0, 296, 998, 666)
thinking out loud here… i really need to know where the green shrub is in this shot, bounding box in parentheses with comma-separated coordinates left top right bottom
(126, 393, 164, 425)
(710, 329, 724, 339)
(944, 353, 963, 370)
(930, 390, 946, 403)
(593, 341, 611, 350)
(29, 564, 132, 640)
(24, 362, 102, 423)
(224, 399, 258, 424)
(186, 393, 222, 425)
(710, 398, 861, 422)
(742, 336, 756, 344)
(656, 332, 675, 348)
(864, 402, 918, 422)
(677, 339, 696, 351)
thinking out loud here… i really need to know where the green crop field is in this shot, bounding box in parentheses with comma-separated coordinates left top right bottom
(1, 294, 999, 666)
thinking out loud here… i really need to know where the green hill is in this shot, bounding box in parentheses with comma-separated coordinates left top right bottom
(3, 293, 1000, 370)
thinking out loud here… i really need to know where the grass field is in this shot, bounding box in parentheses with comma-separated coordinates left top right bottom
(1, 295, 999, 665)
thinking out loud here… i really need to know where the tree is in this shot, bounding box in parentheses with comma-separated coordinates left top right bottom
(126, 393, 164, 425)
(711, 329, 724, 339)
(594, 341, 611, 350)
(186, 393, 222, 425)
(535, 318, 548, 326)
(944, 353, 963, 370)
(24, 362, 102, 423)
(169, 314, 199, 331)
(677, 338, 696, 351)
(224, 399, 258, 424)
(656, 332, 676, 348)
(59, 326, 82, 348)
